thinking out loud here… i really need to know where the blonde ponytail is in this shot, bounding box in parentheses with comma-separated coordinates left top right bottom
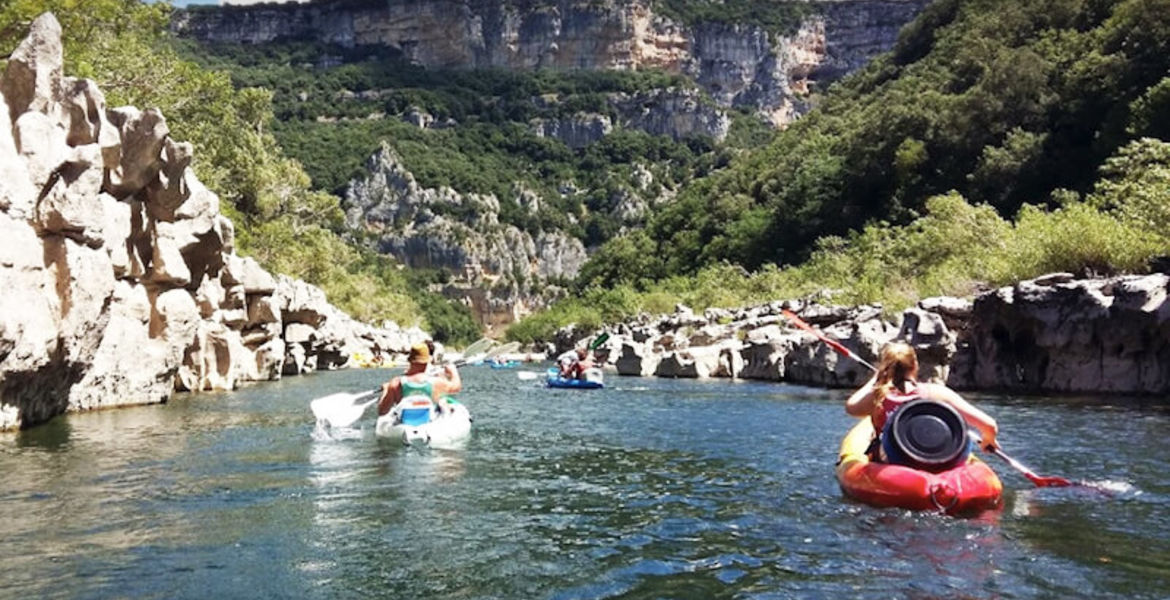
(872, 342, 919, 412)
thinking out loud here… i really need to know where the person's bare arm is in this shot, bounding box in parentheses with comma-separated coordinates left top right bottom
(378, 379, 401, 416)
(845, 374, 878, 417)
(441, 364, 462, 394)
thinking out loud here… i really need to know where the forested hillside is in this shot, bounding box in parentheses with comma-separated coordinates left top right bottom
(176, 40, 743, 249)
(6, 0, 1166, 347)
(586, 0, 1170, 278)
(510, 0, 1170, 342)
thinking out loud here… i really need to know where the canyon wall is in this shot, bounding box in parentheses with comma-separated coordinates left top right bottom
(174, 0, 930, 126)
(0, 14, 423, 431)
(344, 143, 584, 331)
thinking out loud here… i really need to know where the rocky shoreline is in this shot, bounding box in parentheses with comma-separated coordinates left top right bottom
(558, 272, 1170, 395)
(0, 15, 426, 431)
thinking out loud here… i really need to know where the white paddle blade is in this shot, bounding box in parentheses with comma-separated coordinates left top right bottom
(310, 390, 379, 428)
(517, 371, 539, 380)
(486, 341, 521, 359)
(463, 338, 496, 357)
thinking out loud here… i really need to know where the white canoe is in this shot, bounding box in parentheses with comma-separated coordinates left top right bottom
(374, 397, 471, 446)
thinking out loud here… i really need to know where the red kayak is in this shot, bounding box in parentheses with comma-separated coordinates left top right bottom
(836, 419, 1003, 514)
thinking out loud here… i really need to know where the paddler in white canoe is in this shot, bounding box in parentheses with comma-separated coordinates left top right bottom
(375, 342, 471, 445)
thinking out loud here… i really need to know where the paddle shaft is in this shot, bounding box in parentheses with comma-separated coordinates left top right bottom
(780, 308, 1073, 488)
(781, 310, 875, 371)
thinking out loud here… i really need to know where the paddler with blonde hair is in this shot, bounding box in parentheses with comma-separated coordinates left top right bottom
(846, 342, 998, 464)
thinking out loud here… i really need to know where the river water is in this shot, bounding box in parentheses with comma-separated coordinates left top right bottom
(1, 367, 1168, 599)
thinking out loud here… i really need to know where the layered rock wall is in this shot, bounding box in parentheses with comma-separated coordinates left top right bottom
(566, 273, 1170, 395)
(344, 142, 585, 329)
(174, 0, 931, 126)
(0, 14, 422, 431)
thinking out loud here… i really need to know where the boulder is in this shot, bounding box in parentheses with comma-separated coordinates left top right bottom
(688, 323, 734, 347)
(957, 274, 1170, 393)
(176, 322, 251, 392)
(14, 110, 67, 189)
(655, 345, 725, 378)
(0, 93, 36, 217)
(1, 13, 63, 121)
(784, 318, 895, 387)
(247, 294, 282, 326)
(896, 308, 955, 383)
(69, 281, 170, 411)
(0, 12, 424, 430)
(275, 274, 329, 327)
(103, 106, 168, 198)
(253, 337, 285, 381)
(615, 339, 661, 377)
(739, 332, 797, 382)
(35, 143, 106, 246)
(145, 138, 194, 220)
(149, 221, 193, 287)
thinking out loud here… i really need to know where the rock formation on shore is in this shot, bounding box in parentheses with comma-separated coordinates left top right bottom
(0, 14, 424, 431)
(564, 273, 1170, 395)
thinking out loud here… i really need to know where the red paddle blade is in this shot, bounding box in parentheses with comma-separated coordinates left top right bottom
(1024, 473, 1074, 488)
(991, 448, 1077, 488)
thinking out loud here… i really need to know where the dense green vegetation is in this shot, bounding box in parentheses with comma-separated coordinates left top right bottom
(0, 0, 480, 344)
(511, 0, 1170, 342)
(177, 40, 735, 247)
(509, 152, 1170, 343)
(653, 0, 814, 36)
(581, 0, 1170, 282)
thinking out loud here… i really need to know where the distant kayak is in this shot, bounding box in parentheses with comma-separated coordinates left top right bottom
(546, 368, 604, 389)
(348, 353, 393, 369)
(489, 360, 521, 369)
(836, 418, 1002, 514)
(375, 397, 471, 446)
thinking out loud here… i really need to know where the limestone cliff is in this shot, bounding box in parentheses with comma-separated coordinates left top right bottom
(174, 0, 930, 126)
(0, 14, 424, 431)
(344, 143, 585, 330)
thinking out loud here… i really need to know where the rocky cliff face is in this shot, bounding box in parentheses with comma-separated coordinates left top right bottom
(562, 272, 1170, 395)
(345, 143, 586, 329)
(0, 14, 424, 431)
(531, 87, 731, 147)
(175, 0, 931, 126)
(952, 273, 1170, 393)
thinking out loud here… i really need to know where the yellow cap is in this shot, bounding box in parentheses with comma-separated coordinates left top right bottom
(408, 343, 430, 365)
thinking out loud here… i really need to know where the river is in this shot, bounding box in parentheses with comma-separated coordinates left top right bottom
(1, 367, 1168, 599)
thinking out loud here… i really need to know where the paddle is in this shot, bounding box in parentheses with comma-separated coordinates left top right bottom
(588, 332, 610, 351)
(310, 388, 381, 428)
(452, 338, 495, 366)
(781, 309, 875, 371)
(987, 447, 1073, 487)
(781, 308, 1074, 488)
(487, 341, 521, 358)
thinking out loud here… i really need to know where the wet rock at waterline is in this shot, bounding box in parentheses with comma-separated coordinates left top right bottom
(952, 274, 1170, 393)
(564, 273, 1170, 394)
(0, 14, 422, 431)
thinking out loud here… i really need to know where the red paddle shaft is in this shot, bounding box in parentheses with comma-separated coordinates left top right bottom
(781, 308, 1074, 488)
(781, 310, 876, 371)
